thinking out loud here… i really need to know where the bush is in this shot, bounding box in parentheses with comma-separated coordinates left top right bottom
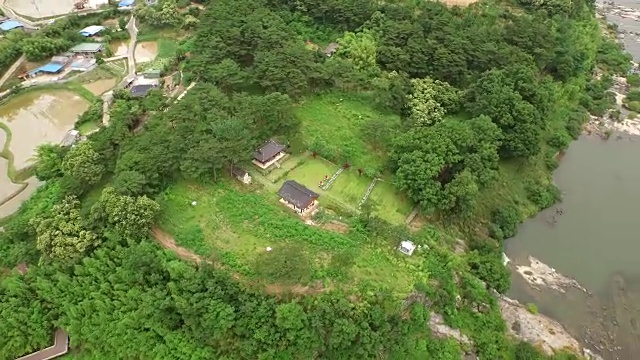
(525, 181, 560, 210)
(546, 131, 571, 151)
(565, 110, 588, 140)
(487, 223, 504, 241)
(526, 303, 538, 314)
(491, 205, 522, 239)
(544, 148, 559, 171)
(628, 73, 640, 87)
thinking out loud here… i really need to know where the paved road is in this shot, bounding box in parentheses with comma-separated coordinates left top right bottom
(125, 16, 138, 78)
(0, 54, 25, 91)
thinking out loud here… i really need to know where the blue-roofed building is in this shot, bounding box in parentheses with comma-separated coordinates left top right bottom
(118, 0, 135, 7)
(25, 55, 72, 78)
(0, 20, 24, 31)
(79, 25, 105, 37)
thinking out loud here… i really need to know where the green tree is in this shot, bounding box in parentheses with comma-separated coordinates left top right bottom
(62, 141, 105, 187)
(30, 196, 99, 261)
(34, 144, 65, 181)
(337, 30, 379, 75)
(91, 187, 160, 241)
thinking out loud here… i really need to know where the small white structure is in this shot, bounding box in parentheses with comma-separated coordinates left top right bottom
(231, 166, 252, 184)
(398, 241, 416, 256)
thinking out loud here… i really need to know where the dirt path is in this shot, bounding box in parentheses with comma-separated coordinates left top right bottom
(0, 54, 26, 90)
(150, 226, 330, 296)
(151, 227, 204, 264)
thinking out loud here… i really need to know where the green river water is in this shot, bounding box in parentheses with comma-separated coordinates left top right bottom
(506, 135, 640, 359)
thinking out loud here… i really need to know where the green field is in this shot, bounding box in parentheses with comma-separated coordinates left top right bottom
(252, 154, 412, 223)
(157, 180, 421, 292)
(294, 92, 400, 170)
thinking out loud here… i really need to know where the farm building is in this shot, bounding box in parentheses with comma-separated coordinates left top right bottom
(323, 43, 339, 57)
(69, 58, 96, 72)
(278, 180, 319, 216)
(25, 55, 72, 78)
(252, 140, 287, 169)
(143, 69, 161, 79)
(0, 20, 24, 31)
(130, 84, 157, 97)
(69, 43, 104, 56)
(231, 166, 252, 184)
(79, 25, 105, 37)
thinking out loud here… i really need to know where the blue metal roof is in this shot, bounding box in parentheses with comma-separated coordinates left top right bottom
(118, 0, 134, 6)
(0, 21, 23, 31)
(79, 25, 105, 37)
(29, 62, 65, 75)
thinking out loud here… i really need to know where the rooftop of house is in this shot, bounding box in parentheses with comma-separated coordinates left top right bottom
(0, 20, 24, 31)
(79, 25, 105, 37)
(231, 166, 249, 178)
(253, 140, 286, 163)
(50, 55, 71, 64)
(28, 62, 66, 76)
(118, 0, 135, 6)
(278, 180, 319, 210)
(69, 43, 104, 52)
(130, 84, 156, 97)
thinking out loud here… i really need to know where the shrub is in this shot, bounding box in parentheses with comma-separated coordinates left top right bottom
(487, 223, 504, 241)
(546, 131, 571, 151)
(627, 73, 640, 87)
(491, 205, 522, 239)
(526, 303, 539, 314)
(544, 148, 559, 171)
(525, 181, 560, 210)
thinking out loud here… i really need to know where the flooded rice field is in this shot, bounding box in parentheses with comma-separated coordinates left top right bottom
(134, 42, 158, 63)
(0, 90, 89, 170)
(110, 41, 129, 57)
(83, 78, 116, 95)
(5, 0, 76, 18)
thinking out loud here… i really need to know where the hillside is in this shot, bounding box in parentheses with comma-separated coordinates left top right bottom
(0, 0, 631, 359)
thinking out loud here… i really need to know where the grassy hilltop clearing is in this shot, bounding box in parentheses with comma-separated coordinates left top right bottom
(0, 0, 632, 359)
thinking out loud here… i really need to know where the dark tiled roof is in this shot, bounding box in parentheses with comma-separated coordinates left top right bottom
(278, 180, 319, 209)
(253, 140, 286, 163)
(130, 84, 155, 97)
(231, 166, 248, 178)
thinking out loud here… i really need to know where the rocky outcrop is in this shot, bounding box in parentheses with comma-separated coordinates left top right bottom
(515, 256, 589, 294)
(500, 295, 603, 360)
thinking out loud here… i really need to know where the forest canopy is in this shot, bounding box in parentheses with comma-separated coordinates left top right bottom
(0, 0, 627, 358)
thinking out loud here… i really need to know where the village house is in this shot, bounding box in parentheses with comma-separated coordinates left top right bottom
(69, 43, 104, 57)
(79, 25, 105, 37)
(0, 20, 24, 32)
(231, 166, 252, 184)
(252, 139, 287, 169)
(130, 84, 158, 97)
(278, 180, 319, 216)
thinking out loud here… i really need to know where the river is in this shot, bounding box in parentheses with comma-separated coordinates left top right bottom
(505, 4, 640, 359)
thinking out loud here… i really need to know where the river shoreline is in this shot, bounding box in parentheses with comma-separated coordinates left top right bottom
(504, 3, 640, 359)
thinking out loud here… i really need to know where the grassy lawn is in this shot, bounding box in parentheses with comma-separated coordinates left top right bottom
(262, 154, 412, 223)
(368, 180, 414, 224)
(77, 121, 100, 135)
(294, 92, 400, 170)
(264, 154, 305, 182)
(157, 179, 424, 293)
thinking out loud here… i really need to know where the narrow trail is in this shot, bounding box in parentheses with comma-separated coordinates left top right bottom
(0, 54, 25, 90)
(150, 226, 331, 296)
